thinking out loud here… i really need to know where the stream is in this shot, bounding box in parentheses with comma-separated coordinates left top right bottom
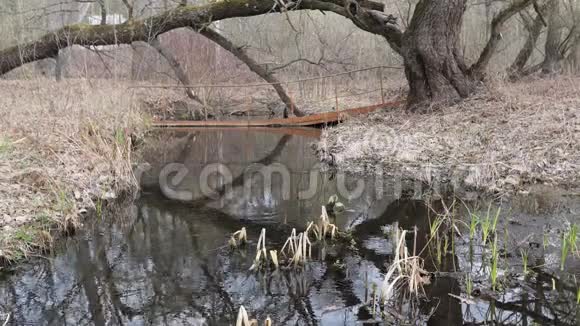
(0, 128, 578, 325)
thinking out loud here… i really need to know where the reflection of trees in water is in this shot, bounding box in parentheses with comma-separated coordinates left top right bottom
(1, 131, 577, 325)
(0, 199, 577, 325)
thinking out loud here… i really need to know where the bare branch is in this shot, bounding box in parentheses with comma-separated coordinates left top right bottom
(121, 0, 134, 20)
(149, 38, 203, 104)
(197, 28, 306, 117)
(470, 0, 534, 77)
(509, 9, 546, 77)
(268, 57, 325, 73)
(0, 0, 403, 76)
(532, 0, 548, 26)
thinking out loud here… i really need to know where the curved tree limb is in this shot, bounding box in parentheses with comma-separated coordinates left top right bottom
(344, 0, 402, 54)
(470, 0, 534, 78)
(532, 0, 547, 26)
(145, 29, 302, 117)
(0, 0, 402, 77)
(148, 38, 204, 104)
(197, 27, 305, 117)
(508, 8, 546, 77)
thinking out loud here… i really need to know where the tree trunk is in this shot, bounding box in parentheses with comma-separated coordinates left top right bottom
(509, 11, 545, 77)
(541, 0, 562, 74)
(401, 0, 473, 109)
(55, 50, 63, 81)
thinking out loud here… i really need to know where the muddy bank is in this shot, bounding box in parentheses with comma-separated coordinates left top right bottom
(0, 79, 149, 264)
(317, 77, 580, 196)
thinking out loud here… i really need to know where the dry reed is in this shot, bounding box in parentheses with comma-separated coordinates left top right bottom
(0, 78, 148, 263)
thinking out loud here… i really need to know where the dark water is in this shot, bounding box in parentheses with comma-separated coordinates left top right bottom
(0, 129, 578, 325)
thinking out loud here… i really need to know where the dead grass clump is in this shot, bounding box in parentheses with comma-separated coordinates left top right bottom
(0, 78, 148, 263)
(381, 229, 429, 303)
(319, 76, 580, 194)
(236, 306, 272, 326)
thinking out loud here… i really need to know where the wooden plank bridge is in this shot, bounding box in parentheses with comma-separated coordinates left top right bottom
(152, 101, 402, 128)
(131, 65, 404, 129)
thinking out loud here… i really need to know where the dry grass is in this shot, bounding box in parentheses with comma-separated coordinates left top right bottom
(0, 78, 149, 264)
(318, 76, 580, 194)
(381, 229, 429, 299)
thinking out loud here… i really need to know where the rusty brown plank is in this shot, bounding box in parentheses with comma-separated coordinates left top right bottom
(152, 100, 403, 128)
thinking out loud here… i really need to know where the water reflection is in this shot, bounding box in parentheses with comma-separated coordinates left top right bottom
(0, 129, 577, 325)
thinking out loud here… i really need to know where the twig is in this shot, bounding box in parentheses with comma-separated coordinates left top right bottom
(2, 313, 10, 326)
(128, 65, 404, 89)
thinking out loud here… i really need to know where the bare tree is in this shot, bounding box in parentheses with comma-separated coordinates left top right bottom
(541, 0, 563, 74)
(0, 0, 535, 108)
(508, 2, 548, 77)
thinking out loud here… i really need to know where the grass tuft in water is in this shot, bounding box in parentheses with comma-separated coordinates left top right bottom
(560, 224, 578, 271)
(249, 228, 268, 270)
(469, 214, 479, 242)
(281, 228, 298, 257)
(269, 250, 279, 268)
(575, 276, 580, 305)
(290, 232, 312, 267)
(320, 206, 338, 239)
(520, 248, 529, 275)
(466, 274, 473, 297)
(235, 305, 272, 326)
(96, 197, 103, 219)
(480, 204, 501, 246)
(490, 235, 499, 291)
(381, 229, 429, 303)
(229, 227, 248, 248)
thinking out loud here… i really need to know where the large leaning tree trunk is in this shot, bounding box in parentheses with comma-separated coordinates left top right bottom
(401, 0, 533, 109)
(0, 0, 533, 109)
(401, 0, 473, 109)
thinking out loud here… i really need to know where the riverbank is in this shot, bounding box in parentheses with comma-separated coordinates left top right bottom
(0, 79, 152, 264)
(317, 76, 580, 196)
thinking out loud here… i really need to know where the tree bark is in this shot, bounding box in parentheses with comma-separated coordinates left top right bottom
(401, 0, 473, 109)
(541, 0, 563, 74)
(197, 28, 305, 117)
